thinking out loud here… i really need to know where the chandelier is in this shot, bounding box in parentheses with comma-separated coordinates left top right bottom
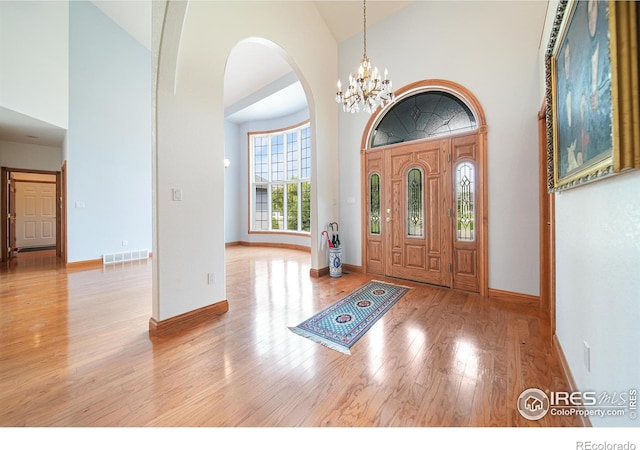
(335, 0, 394, 114)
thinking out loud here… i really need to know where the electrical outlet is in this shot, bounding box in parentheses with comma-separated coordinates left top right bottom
(583, 341, 591, 372)
(207, 272, 216, 285)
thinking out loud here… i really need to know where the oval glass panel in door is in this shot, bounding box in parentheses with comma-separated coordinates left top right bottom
(370, 173, 381, 234)
(456, 162, 475, 241)
(407, 168, 424, 237)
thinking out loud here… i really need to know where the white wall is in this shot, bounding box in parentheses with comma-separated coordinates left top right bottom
(0, 1, 68, 129)
(155, 1, 338, 320)
(67, 1, 152, 262)
(0, 141, 62, 172)
(338, 1, 546, 296)
(540, 1, 640, 427)
(224, 120, 241, 243)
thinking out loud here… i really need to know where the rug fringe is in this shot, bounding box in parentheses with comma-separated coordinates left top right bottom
(288, 327, 351, 355)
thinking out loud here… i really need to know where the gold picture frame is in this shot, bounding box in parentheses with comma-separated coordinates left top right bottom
(545, 0, 640, 192)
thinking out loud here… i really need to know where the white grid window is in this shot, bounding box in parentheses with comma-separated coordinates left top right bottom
(250, 122, 311, 233)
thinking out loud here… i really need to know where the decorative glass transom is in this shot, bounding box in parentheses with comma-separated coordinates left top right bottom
(369, 173, 381, 235)
(407, 168, 423, 237)
(456, 162, 475, 241)
(371, 91, 477, 148)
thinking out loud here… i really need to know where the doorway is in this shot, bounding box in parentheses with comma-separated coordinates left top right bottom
(361, 80, 488, 295)
(1, 166, 65, 262)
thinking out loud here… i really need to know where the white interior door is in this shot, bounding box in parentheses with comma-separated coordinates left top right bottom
(15, 181, 56, 249)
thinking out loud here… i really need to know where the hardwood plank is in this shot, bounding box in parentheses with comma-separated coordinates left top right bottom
(0, 247, 584, 427)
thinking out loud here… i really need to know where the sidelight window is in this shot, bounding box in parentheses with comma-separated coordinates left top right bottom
(456, 162, 475, 241)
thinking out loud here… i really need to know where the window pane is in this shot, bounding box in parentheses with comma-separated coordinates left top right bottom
(271, 135, 284, 181)
(301, 127, 311, 179)
(250, 123, 311, 233)
(254, 136, 268, 182)
(301, 181, 311, 232)
(456, 162, 475, 241)
(407, 168, 423, 237)
(370, 173, 380, 235)
(254, 185, 268, 230)
(287, 131, 298, 180)
(287, 183, 298, 230)
(271, 184, 284, 230)
(372, 91, 477, 148)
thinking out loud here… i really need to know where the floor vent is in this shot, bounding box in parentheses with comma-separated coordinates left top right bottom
(102, 249, 149, 265)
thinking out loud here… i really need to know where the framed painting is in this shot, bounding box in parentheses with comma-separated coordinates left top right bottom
(545, 0, 640, 191)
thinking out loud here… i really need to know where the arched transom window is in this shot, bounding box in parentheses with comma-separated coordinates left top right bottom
(370, 91, 477, 148)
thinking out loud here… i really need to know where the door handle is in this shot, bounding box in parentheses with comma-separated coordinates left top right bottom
(386, 217, 392, 222)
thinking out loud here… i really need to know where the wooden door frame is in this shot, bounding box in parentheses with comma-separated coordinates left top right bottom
(538, 102, 556, 334)
(0, 166, 64, 262)
(360, 79, 488, 296)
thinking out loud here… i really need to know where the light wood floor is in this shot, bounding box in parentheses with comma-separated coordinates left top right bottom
(0, 246, 582, 427)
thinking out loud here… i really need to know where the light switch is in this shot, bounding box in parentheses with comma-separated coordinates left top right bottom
(172, 188, 182, 201)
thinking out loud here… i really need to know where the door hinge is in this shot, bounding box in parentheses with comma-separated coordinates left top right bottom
(448, 263, 452, 273)
(448, 208, 453, 217)
(447, 153, 451, 162)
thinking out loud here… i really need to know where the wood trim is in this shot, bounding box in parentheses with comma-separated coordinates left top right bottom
(309, 266, 329, 278)
(66, 259, 103, 270)
(341, 263, 363, 274)
(148, 300, 229, 337)
(310, 264, 362, 278)
(552, 334, 592, 427)
(1, 167, 64, 263)
(226, 241, 310, 252)
(60, 161, 67, 264)
(488, 288, 540, 309)
(1, 167, 8, 262)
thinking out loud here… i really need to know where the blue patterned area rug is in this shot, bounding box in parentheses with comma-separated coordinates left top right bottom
(289, 280, 410, 355)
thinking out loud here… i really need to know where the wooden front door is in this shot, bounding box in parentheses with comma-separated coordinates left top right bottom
(387, 140, 451, 287)
(365, 139, 452, 288)
(364, 133, 482, 292)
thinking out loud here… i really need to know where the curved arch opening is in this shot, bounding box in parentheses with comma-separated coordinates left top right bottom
(223, 38, 314, 252)
(360, 79, 488, 295)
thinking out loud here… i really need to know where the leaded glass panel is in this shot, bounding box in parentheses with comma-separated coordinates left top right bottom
(370, 173, 381, 234)
(407, 168, 423, 237)
(371, 91, 477, 148)
(456, 162, 475, 241)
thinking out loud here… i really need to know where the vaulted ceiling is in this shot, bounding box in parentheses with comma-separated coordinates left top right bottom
(0, 1, 413, 146)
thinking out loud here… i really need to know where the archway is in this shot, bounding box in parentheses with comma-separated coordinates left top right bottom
(360, 80, 488, 295)
(223, 39, 312, 253)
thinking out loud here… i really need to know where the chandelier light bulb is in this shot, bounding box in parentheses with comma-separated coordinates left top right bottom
(335, 0, 394, 114)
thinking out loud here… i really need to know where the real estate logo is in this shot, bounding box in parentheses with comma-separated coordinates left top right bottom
(518, 388, 550, 420)
(518, 387, 637, 421)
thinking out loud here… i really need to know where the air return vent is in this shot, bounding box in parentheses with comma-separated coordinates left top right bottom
(102, 249, 149, 265)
